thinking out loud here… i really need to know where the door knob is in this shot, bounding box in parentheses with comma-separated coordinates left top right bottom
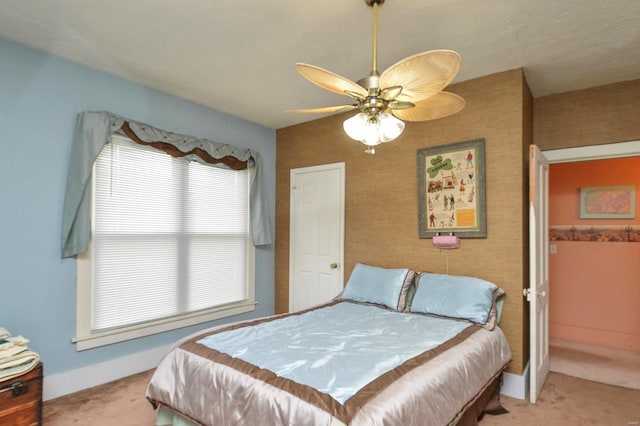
(330, 263, 338, 269)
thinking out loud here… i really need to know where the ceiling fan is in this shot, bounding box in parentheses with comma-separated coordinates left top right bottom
(289, 0, 465, 154)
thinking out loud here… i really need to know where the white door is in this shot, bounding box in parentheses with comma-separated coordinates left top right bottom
(289, 163, 345, 312)
(527, 145, 550, 403)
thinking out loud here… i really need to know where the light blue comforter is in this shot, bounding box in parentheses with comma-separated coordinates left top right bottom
(197, 302, 470, 403)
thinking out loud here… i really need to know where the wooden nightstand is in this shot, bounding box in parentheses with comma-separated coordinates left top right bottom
(0, 363, 43, 426)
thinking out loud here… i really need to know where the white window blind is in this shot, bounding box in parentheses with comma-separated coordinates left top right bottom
(89, 136, 251, 333)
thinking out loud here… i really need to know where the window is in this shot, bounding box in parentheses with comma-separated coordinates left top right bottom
(74, 135, 255, 350)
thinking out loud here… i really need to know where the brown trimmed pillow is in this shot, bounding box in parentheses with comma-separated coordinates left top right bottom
(408, 272, 505, 330)
(483, 287, 506, 330)
(338, 263, 415, 311)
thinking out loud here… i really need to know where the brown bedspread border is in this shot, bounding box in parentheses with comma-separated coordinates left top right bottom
(179, 303, 484, 424)
(449, 364, 511, 426)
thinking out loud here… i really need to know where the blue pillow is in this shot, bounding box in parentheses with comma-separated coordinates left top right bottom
(409, 273, 498, 325)
(341, 263, 414, 311)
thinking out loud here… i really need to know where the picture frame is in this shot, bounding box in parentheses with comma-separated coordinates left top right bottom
(417, 138, 487, 238)
(580, 185, 636, 219)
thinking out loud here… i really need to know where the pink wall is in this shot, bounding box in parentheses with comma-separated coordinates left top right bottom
(549, 157, 640, 351)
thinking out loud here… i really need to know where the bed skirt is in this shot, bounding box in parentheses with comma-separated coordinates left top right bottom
(455, 373, 509, 426)
(155, 405, 199, 426)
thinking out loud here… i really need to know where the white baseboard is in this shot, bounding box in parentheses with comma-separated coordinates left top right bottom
(501, 362, 529, 400)
(45, 345, 530, 402)
(43, 344, 171, 401)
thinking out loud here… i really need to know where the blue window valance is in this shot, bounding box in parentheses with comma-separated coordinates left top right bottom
(61, 111, 272, 258)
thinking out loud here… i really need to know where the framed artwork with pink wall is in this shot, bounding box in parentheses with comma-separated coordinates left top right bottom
(580, 185, 636, 219)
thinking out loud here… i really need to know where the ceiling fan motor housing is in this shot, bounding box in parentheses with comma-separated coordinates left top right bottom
(356, 74, 385, 115)
(357, 74, 380, 91)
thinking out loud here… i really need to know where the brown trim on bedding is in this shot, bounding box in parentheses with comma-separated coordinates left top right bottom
(180, 303, 482, 424)
(342, 325, 479, 416)
(448, 363, 510, 426)
(184, 301, 342, 343)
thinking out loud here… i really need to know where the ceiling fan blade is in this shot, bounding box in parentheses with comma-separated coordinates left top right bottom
(295, 63, 368, 99)
(388, 100, 415, 110)
(391, 92, 465, 122)
(288, 105, 358, 114)
(345, 90, 366, 100)
(379, 50, 461, 103)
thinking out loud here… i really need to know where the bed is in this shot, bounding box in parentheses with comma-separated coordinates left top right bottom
(146, 264, 512, 426)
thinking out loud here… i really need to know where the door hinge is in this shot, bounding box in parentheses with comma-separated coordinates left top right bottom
(523, 288, 532, 302)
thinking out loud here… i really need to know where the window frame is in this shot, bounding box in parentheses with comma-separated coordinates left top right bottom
(73, 135, 256, 351)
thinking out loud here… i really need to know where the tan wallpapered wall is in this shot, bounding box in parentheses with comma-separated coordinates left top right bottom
(276, 69, 530, 375)
(534, 79, 640, 150)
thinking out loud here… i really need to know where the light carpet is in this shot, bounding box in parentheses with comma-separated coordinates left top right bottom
(550, 338, 640, 390)
(43, 369, 640, 425)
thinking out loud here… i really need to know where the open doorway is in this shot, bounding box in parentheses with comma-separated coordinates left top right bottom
(544, 140, 640, 390)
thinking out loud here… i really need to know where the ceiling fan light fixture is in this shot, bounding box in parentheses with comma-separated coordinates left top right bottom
(363, 119, 381, 146)
(343, 111, 405, 150)
(343, 112, 370, 141)
(377, 112, 405, 142)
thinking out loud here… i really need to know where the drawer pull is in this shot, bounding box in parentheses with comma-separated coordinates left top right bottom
(0, 380, 29, 397)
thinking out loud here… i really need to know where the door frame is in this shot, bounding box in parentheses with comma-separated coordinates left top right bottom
(530, 139, 640, 399)
(288, 162, 346, 312)
(544, 140, 640, 163)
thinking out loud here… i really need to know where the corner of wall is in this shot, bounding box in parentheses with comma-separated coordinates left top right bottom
(501, 362, 529, 400)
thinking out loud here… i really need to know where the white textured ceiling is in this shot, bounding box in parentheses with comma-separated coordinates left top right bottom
(0, 0, 639, 129)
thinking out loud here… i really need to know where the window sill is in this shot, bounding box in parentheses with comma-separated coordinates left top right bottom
(72, 300, 257, 351)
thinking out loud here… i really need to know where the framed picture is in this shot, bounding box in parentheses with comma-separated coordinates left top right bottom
(417, 138, 487, 238)
(580, 185, 636, 219)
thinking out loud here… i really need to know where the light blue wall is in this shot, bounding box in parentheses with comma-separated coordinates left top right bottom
(0, 38, 276, 375)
